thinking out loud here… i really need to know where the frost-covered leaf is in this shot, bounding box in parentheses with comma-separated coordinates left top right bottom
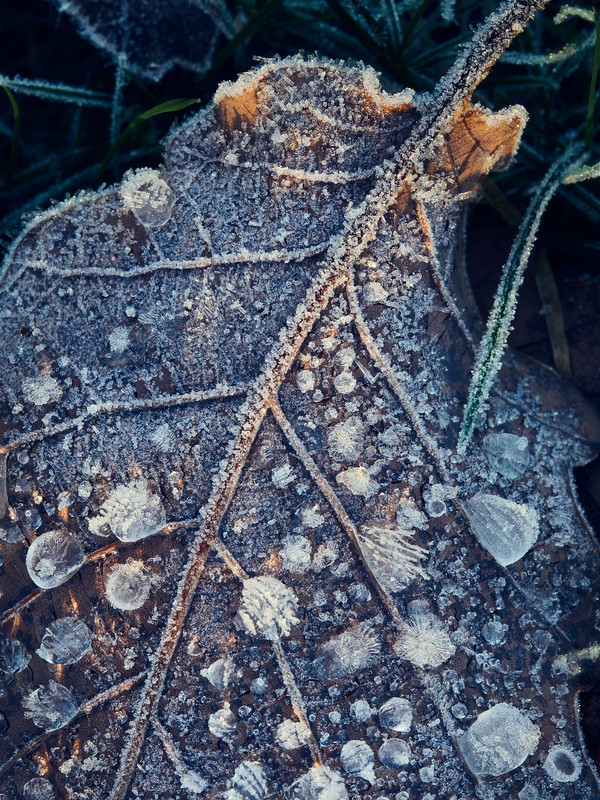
(1, 1, 600, 799)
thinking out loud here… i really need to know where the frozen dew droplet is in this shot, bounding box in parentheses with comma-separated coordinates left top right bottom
(340, 740, 376, 783)
(543, 745, 581, 783)
(482, 619, 506, 646)
(236, 576, 299, 640)
(22, 777, 54, 800)
(458, 703, 540, 776)
(350, 699, 372, 723)
(518, 785, 539, 800)
(208, 706, 237, 740)
(26, 530, 85, 589)
(296, 370, 315, 393)
(0, 519, 22, 543)
(313, 621, 380, 679)
(333, 371, 356, 395)
(36, 617, 92, 665)
(378, 738, 411, 769)
(394, 613, 455, 668)
(105, 562, 151, 611)
(223, 760, 269, 800)
(288, 764, 348, 800)
(357, 523, 429, 593)
(88, 479, 166, 542)
(378, 697, 413, 732)
(363, 282, 388, 303)
(280, 534, 312, 573)
(463, 493, 539, 566)
(483, 433, 530, 480)
(0, 637, 30, 674)
(275, 719, 311, 750)
(201, 657, 241, 690)
(335, 467, 379, 498)
(23, 680, 79, 732)
(327, 417, 365, 461)
(120, 168, 175, 226)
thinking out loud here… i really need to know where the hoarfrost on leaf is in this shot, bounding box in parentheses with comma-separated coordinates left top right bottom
(394, 612, 455, 668)
(36, 617, 92, 665)
(483, 433, 530, 479)
(280, 534, 312, 573)
(23, 680, 79, 732)
(236, 576, 299, 640)
(26, 530, 85, 589)
(463, 493, 539, 566)
(333, 372, 357, 395)
(543, 745, 582, 782)
(340, 740, 376, 783)
(296, 370, 315, 393)
(104, 561, 151, 610)
(458, 702, 540, 776)
(21, 373, 63, 407)
(88, 478, 166, 542)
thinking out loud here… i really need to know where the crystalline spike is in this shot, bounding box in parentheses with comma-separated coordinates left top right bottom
(36, 617, 93, 665)
(313, 620, 380, 679)
(463, 493, 539, 566)
(357, 522, 429, 592)
(227, 760, 269, 799)
(26, 530, 85, 589)
(394, 612, 455, 668)
(201, 657, 241, 690)
(458, 703, 540, 776)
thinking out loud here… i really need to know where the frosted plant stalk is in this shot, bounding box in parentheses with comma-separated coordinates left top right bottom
(458, 144, 585, 452)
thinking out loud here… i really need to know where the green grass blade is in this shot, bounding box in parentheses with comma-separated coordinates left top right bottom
(457, 145, 584, 454)
(1, 83, 20, 180)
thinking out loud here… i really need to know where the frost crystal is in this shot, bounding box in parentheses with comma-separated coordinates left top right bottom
(88, 479, 166, 542)
(105, 562, 151, 610)
(224, 760, 269, 800)
(394, 613, 455, 668)
(313, 621, 380, 679)
(378, 697, 413, 732)
(21, 373, 62, 407)
(36, 617, 92, 665)
(26, 530, 85, 589)
(483, 433, 530, 479)
(0, 638, 30, 674)
(208, 706, 237, 740)
(333, 371, 356, 394)
(280, 534, 312, 573)
(543, 745, 582, 782)
(378, 739, 411, 769)
(336, 467, 379, 497)
(288, 764, 348, 800)
(357, 523, 429, 592)
(23, 778, 53, 800)
(296, 370, 315, 393)
(23, 680, 79, 731)
(458, 703, 540, 776)
(236, 576, 299, 640)
(327, 417, 365, 460)
(340, 740, 375, 783)
(463, 493, 539, 566)
(120, 168, 175, 226)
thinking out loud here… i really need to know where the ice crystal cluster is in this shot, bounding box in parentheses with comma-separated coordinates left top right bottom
(0, 1, 599, 798)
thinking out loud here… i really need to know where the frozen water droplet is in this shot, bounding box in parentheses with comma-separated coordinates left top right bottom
(458, 703, 540, 776)
(482, 619, 506, 646)
(0, 637, 30, 673)
(250, 676, 268, 696)
(543, 745, 581, 782)
(419, 764, 435, 782)
(451, 702, 468, 720)
(23, 777, 53, 800)
(236, 576, 299, 640)
(208, 706, 237, 740)
(26, 531, 85, 589)
(280, 535, 312, 573)
(120, 168, 175, 226)
(463, 493, 539, 566)
(275, 719, 311, 750)
(378, 698, 412, 732)
(363, 282, 388, 303)
(518, 785, 539, 800)
(105, 562, 151, 610)
(327, 417, 365, 461)
(333, 371, 356, 394)
(88, 479, 166, 542)
(336, 467, 379, 497)
(313, 621, 380, 679)
(378, 738, 411, 769)
(23, 680, 79, 731)
(0, 520, 22, 543)
(296, 370, 315, 393)
(350, 699, 372, 723)
(483, 433, 530, 479)
(288, 764, 348, 800)
(201, 657, 241, 690)
(394, 613, 455, 668)
(340, 740, 376, 783)
(36, 617, 92, 665)
(224, 760, 268, 800)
